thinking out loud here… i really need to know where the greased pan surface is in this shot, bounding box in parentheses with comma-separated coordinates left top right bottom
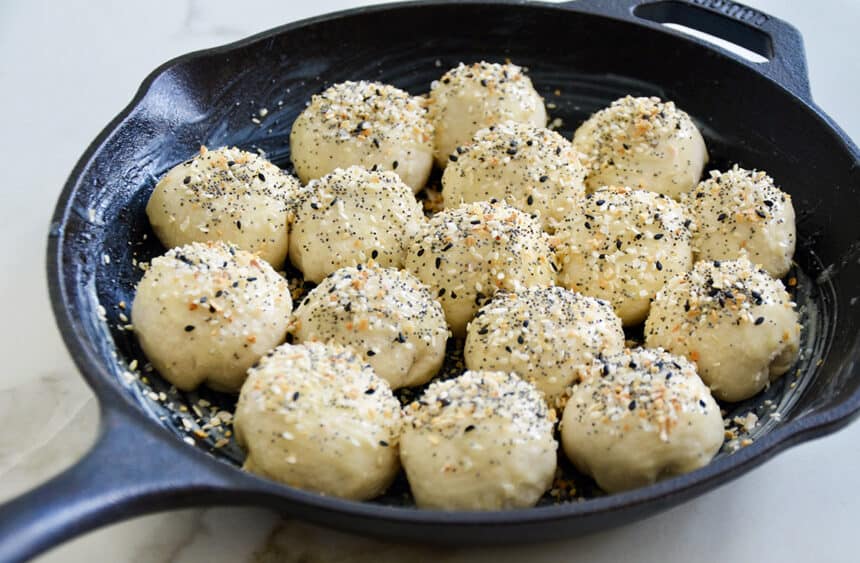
(2, 1, 860, 561)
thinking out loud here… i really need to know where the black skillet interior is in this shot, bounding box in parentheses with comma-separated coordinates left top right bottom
(28, 0, 860, 553)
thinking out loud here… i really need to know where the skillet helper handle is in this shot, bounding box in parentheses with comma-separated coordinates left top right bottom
(0, 405, 231, 563)
(566, 0, 812, 101)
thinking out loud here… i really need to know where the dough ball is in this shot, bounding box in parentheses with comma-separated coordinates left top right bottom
(289, 166, 424, 283)
(146, 146, 300, 268)
(290, 81, 433, 192)
(685, 166, 796, 278)
(401, 370, 557, 510)
(132, 241, 292, 392)
(291, 265, 449, 389)
(554, 187, 693, 326)
(573, 96, 708, 199)
(234, 341, 401, 500)
(464, 287, 624, 406)
(404, 201, 555, 337)
(561, 348, 723, 494)
(644, 257, 800, 402)
(429, 62, 547, 168)
(442, 121, 587, 231)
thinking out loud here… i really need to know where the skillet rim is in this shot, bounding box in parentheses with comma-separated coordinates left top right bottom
(46, 0, 860, 527)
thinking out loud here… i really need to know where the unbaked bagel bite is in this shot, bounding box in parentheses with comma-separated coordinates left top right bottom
(429, 61, 547, 168)
(442, 121, 587, 231)
(645, 257, 800, 402)
(289, 166, 424, 283)
(561, 348, 723, 494)
(146, 146, 300, 267)
(290, 81, 434, 192)
(404, 201, 555, 337)
(400, 370, 557, 510)
(464, 286, 624, 407)
(554, 187, 694, 326)
(685, 166, 796, 278)
(131, 241, 292, 392)
(290, 265, 448, 389)
(573, 96, 708, 199)
(234, 341, 401, 500)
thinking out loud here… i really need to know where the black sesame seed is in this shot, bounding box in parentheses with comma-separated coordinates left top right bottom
(449, 154, 459, 162)
(526, 195, 534, 206)
(371, 249, 379, 259)
(438, 288, 446, 297)
(713, 260, 721, 267)
(506, 148, 518, 155)
(183, 176, 191, 184)
(417, 248, 425, 257)
(367, 350, 377, 356)
(764, 200, 774, 207)
(236, 220, 242, 229)
(653, 233, 664, 240)
(392, 160, 399, 169)
(480, 78, 488, 87)
(464, 425, 476, 433)
(396, 333, 406, 343)
(478, 327, 489, 335)
(628, 400, 637, 410)
(517, 335, 525, 345)
(616, 239, 623, 250)
(596, 199, 605, 206)
(215, 290, 223, 297)
(184, 325, 195, 332)
(699, 399, 707, 408)
(539, 175, 549, 183)
(365, 388, 376, 395)
(435, 257, 442, 269)
(755, 316, 765, 325)
(257, 173, 266, 182)
(379, 440, 389, 447)
(717, 213, 727, 222)
(655, 261, 663, 271)
(756, 209, 767, 218)
(247, 277, 257, 282)
(293, 391, 300, 401)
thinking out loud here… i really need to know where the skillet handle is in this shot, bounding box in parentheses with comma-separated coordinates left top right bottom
(566, 0, 812, 100)
(0, 404, 234, 563)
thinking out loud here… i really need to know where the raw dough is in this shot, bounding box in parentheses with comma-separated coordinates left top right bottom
(400, 370, 557, 510)
(132, 241, 292, 392)
(234, 341, 401, 500)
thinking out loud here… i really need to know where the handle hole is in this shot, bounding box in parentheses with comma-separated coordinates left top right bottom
(634, 1, 772, 63)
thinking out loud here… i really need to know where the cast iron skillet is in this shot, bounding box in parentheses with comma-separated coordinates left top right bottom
(1, 0, 859, 560)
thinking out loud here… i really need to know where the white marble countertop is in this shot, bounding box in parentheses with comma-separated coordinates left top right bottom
(1, 0, 858, 561)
